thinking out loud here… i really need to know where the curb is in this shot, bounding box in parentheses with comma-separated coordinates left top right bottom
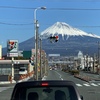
(0, 80, 16, 84)
(74, 75, 90, 82)
(74, 75, 100, 82)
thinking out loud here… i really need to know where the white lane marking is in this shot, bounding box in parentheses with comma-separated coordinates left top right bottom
(76, 84, 82, 87)
(55, 71, 64, 80)
(91, 83, 98, 86)
(98, 83, 100, 85)
(83, 83, 90, 86)
(0, 86, 13, 92)
(42, 76, 47, 80)
(61, 78, 63, 80)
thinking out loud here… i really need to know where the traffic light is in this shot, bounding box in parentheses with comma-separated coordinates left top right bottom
(49, 35, 59, 42)
(55, 35, 59, 42)
(29, 57, 31, 63)
(29, 57, 34, 65)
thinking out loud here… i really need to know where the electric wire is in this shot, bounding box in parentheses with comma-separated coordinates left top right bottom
(0, 6, 100, 26)
(0, 22, 33, 25)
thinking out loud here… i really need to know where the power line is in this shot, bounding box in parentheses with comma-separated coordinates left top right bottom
(0, 21, 100, 28)
(0, 6, 100, 11)
(0, 6, 35, 10)
(0, 22, 33, 25)
(40, 23, 100, 28)
(47, 8, 100, 11)
(74, 25, 100, 28)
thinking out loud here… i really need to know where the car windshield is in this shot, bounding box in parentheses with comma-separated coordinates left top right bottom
(0, 0, 100, 100)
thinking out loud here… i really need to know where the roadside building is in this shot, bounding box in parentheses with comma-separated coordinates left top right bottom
(0, 60, 29, 81)
(78, 51, 84, 69)
(0, 45, 2, 59)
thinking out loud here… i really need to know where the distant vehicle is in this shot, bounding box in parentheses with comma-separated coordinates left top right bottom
(49, 68, 52, 70)
(19, 67, 27, 75)
(10, 80, 83, 100)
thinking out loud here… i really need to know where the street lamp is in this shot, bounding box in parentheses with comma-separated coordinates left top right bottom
(34, 7, 46, 23)
(34, 6, 46, 80)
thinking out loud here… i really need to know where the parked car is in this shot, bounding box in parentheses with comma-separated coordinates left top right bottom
(19, 67, 27, 75)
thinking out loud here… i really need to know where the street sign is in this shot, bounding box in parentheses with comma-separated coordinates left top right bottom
(7, 40, 18, 57)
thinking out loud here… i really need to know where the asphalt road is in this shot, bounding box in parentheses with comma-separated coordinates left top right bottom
(0, 69, 100, 100)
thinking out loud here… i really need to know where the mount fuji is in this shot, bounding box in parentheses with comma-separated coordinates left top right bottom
(40, 22, 100, 39)
(2, 22, 100, 56)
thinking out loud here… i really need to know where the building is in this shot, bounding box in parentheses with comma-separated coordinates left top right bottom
(78, 51, 84, 69)
(0, 45, 2, 59)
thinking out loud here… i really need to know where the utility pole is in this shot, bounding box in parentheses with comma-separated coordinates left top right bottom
(40, 38, 42, 79)
(86, 54, 88, 71)
(11, 57, 14, 82)
(97, 41, 100, 74)
(34, 6, 46, 80)
(35, 20, 39, 80)
(93, 53, 96, 73)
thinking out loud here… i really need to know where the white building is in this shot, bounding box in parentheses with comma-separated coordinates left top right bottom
(78, 51, 94, 70)
(78, 51, 84, 69)
(0, 45, 2, 59)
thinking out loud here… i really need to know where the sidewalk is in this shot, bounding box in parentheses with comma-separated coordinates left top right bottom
(0, 74, 47, 84)
(0, 75, 33, 85)
(74, 71, 100, 82)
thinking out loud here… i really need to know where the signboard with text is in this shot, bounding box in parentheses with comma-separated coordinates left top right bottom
(48, 54, 60, 57)
(7, 40, 18, 57)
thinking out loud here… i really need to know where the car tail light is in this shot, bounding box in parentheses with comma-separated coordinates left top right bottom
(41, 82, 49, 86)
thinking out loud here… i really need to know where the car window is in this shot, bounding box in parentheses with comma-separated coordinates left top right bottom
(12, 86, 78, 100)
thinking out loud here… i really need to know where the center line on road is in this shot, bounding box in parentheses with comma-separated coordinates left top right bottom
(55, 71, 63, 80)
(61, 78, 63, 80)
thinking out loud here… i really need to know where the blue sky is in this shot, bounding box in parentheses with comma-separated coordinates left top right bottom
(0, 0, 100, 47)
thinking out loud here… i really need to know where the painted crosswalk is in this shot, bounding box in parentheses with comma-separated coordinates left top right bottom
(76, 83, 100, 87)
(0, 86, 14, 93)
(0, 87, 11, 92)
(0, 82, 100, 93)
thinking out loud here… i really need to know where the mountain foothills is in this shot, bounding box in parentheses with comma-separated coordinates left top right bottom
(2, 22, 100, 56)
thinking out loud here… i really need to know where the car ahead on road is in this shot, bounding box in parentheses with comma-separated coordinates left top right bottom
(11, 80, 83, 100)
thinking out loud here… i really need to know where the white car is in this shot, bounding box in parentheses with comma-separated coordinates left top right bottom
(19, 67, 27, 75)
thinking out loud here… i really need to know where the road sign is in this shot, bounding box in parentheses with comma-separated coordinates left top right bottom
(7, 40, 18, 57)
(7, 40, 18, 53)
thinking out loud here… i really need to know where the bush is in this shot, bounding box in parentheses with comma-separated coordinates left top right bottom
(62, 68, 68, 72)
(70, 70, 79, 75)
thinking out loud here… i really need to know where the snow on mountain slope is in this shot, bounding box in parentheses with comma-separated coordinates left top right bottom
(41, 22, 100, 39)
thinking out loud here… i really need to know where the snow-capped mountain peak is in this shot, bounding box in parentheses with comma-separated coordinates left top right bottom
(40, 22, 100, 39)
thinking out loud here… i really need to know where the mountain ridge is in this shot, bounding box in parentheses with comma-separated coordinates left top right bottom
(40, 22, 100, 39)
(2, 22, 100, 56)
